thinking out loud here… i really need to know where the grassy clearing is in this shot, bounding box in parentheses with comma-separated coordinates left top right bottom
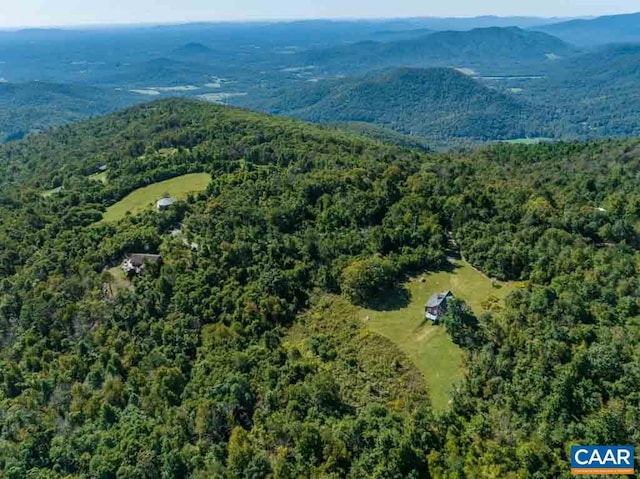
(199, 92, 247, 103)
(285, 295, 429, 411)
(88, 171, 108, 184)
(101, 173, 212, 222)
(41, 186, 63, 197)
(358, 260, 519, 411)
(105, 265, 131, 293)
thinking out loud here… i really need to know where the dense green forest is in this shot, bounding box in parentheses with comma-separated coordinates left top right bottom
(0, 82, 141, 142)
(515, 44, 640, 138)
(236, 68, 553, 142)
(0, 99, 639, 477)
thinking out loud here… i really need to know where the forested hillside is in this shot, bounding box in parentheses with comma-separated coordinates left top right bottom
(238, 47, 640, 142)
(300, 27, 577, 75)
(518, 44, 640, 138)
(0, 82, 141, 142)
(535, 12, 640, 46)
(236, 67, 552, 141)
(0, 99, 639, 477)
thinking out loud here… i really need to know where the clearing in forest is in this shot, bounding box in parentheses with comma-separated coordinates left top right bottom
(283, 295, 430, 412)
(359, 259, 519, 411)
(41, 186, 63, 197)
(88, 171, 108, 184)
(101, 172, 212, 222)
(104, 265, 132, 294)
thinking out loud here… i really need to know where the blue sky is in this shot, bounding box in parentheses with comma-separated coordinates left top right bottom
(1, 0, 638, 27)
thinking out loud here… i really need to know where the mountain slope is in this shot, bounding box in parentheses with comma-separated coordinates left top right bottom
(536, 12, 640, 46)
(383, 27, 575, 63)
(0, 81, 141, 142)
(0, 99, 442, 475)
(171, 41, 216, 59)
(236, 67, 552, 141)
(546, 43, 640, 89)
(521, 44, 640, 137)
(302, 27, 578, 75)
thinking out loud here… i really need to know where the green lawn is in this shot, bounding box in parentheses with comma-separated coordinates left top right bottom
(101, 173, 212, 222)
(358, 260, 519, 411)
(88, 171, 108, 184)
(105, 266, 132, 293)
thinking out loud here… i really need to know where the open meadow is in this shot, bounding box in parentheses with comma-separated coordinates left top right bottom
(101, 172, 212, 222)
(358, 260, 519, 410)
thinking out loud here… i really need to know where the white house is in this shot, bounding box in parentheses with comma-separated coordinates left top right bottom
(156, 197, 176, 211)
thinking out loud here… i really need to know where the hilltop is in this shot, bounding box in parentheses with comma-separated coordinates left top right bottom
(170, 42, 216, 60)
(236, 67, 552, 141)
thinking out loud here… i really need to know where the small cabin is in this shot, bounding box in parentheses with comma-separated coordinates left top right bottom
(425, 291, 453, 323)
(156, 197, 176, 211)
(122, 253, 162, 277)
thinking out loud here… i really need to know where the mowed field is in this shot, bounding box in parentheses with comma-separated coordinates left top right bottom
(101, 173, 212, 222)
(358, 260, 519, 411)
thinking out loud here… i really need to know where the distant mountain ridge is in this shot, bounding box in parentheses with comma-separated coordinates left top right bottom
(383, 27, 575, 63)
(301, 26, 578, 75)
(535, 12, 640, 46)
(409, 15, 571, 31)
(1, 15, 639, 146)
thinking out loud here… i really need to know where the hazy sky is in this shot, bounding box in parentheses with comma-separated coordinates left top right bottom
(1, 0, 638, 28)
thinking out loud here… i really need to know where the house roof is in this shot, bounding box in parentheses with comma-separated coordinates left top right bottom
(426, 291, 452, 308)
(128, 253, 162, 267)
(156, 197, 176, 207)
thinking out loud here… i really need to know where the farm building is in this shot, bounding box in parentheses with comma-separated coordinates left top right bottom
(156, 197, 176, 210)
(425, 291, 453, 322)
(122, 254, 163, 277)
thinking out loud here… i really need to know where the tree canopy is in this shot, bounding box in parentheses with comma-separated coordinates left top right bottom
(0, 99, 638, 477)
